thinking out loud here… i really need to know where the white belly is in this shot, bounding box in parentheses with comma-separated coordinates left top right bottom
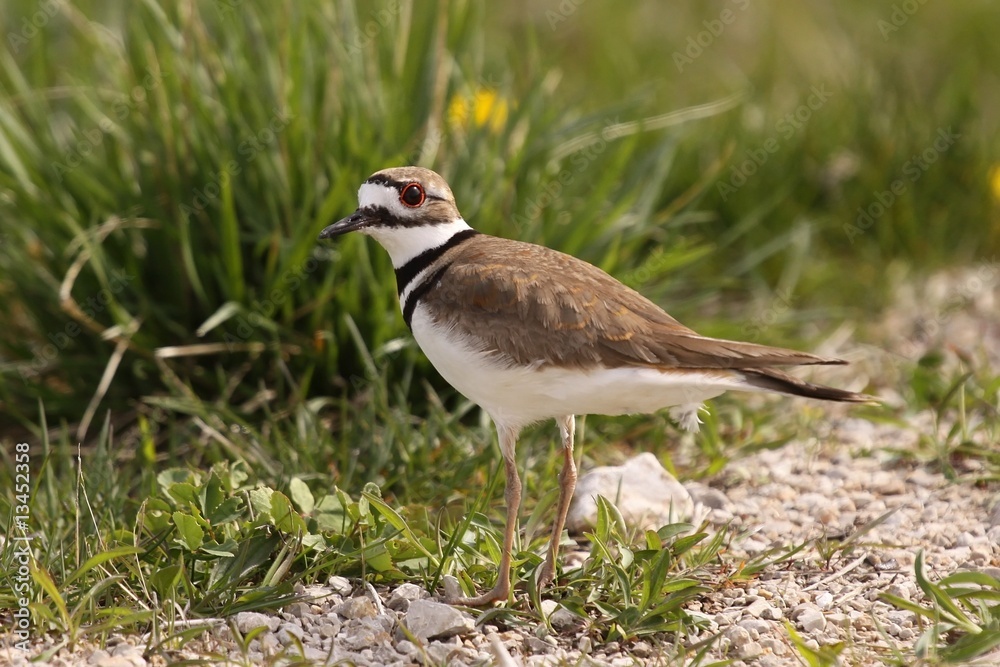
(410, 307, 746, 429)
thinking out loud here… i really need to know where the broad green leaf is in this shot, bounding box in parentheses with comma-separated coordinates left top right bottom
(248, 486, 274, 515)
(150, 565, 182, 596)
(168, 482, 199, 507)
(207, 497, 244, 525)
(201, 472, 226, 521)
(172, 512, 205, 550)
(314, 494, 349, 533)
(157, 469, 194, 493)
(289, 477, 315, 515)
(270, 491, 307, 535)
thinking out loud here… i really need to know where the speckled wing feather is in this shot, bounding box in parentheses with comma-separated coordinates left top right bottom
(424, 235, 847, 371)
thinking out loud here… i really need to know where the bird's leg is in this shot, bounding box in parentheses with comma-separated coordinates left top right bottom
(537, 414, 576, 589)
(445, 422, 521, 606)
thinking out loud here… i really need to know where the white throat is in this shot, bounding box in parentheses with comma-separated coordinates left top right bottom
(364, 218, 473, 267)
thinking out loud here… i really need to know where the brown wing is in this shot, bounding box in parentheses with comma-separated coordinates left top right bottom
(425, 235, 846, 371)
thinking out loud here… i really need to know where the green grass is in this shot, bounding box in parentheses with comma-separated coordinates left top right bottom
(1, 0, 999, 663)
(881, 552, 1000, 664)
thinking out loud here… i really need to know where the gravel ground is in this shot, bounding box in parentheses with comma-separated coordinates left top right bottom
(3, 265, 998, 666)
(5, 425, 997, 666)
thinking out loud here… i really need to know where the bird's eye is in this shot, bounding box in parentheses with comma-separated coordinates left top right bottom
(400, 183, 425, 207)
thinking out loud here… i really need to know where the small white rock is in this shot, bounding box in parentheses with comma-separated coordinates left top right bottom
(234, 611, 279, 634)
(276, 623, 304, 646)
(318, 620, 340, 638)
(387, 582, 426, 611)
(792, 605, 827, 633)
(396, 639, 419, 656)
(745, 598, 771, 618)
(403, 599, 475, 640)
(88, 649, 111, 665)
(760, 637, 788, 656)
(631, 640, 652, 658)
(335, 596, 377, 620)
(341, 617, 391, 651)
(724, 625, 752, 650)
(567, 453, 694, 531)
(327, 575, 353, 595)
(738, 618, 770, 637)
(285, 601, 311, 618)
(540, 599, 583, 632)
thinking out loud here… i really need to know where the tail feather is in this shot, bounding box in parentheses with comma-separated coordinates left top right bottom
(740, 368, 876, 404)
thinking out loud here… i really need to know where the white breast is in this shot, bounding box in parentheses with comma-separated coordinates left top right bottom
(409, 306, 749, 431)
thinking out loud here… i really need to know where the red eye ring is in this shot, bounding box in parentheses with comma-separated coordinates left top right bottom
(400, 183, 425, 207)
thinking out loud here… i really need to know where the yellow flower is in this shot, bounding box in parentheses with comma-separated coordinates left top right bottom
(447, 87, 508, 133)
(991, 164, 1000, 203)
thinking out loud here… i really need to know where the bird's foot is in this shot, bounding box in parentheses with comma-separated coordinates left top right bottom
(441, 576, 510, 607)
(535, 560, 556, 589)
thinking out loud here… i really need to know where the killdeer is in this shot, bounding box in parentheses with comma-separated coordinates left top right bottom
(319, 166, 872, 606)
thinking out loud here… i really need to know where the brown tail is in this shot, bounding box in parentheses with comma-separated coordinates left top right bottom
(740, 368, 876, 403)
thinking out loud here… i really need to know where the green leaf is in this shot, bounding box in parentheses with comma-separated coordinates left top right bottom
(157, 469, 195, 493)
(269, 491, 307, 535)
(946, 628, 1000, 662)
(196, 301, 243, 337)
(31, 563, 70, 632)
(639, 549, 673, 613)
(880, 593, 934, 620)
(248, 486, 274, 515)
(207, 497, 244, 525)
(362, 542, 394, 572)
(314, 494, 349, 533)
(914, 550, 979, 633)
(172, 512, 206, 550)
(289, 477, 315, 515)
(301, 534, 328, 551)
(64, 546, 143, 587)
(364, 491, 439, 565)
(150, 565, 182, 596)
(218, 168, 244, 302)
(168, 482, 200, 507)
(656, 523, 694, 541)
(671, 532, 708, 555)
(940, 571, 1000, 589)
(201, 472, 226, 520)
(200, 539, 239, 558)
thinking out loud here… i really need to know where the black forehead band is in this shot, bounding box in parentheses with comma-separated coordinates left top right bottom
(364, 174, 445, 201)
(365, 173, 406, 190)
